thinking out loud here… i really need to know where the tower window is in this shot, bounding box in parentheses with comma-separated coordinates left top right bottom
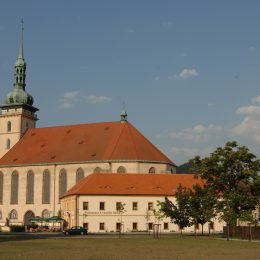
(6, 139, 11, 150)
(7, 121, 11, 132)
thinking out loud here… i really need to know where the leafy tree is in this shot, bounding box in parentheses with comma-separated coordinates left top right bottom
(189, 184, 217, 236)
(190, 141, 260, 240)
(159, 185, 192, 236)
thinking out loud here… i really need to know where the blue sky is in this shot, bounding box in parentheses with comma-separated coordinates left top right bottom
(1, 0, 260, 165)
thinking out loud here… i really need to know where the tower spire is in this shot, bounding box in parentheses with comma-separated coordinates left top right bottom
(14, 19, 27, 90)
(18, 19, 24, 59)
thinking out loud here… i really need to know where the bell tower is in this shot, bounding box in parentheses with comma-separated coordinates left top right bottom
(0, 20, 39, 158)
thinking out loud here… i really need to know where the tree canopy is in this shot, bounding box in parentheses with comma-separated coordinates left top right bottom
(190, 141, 260, 227)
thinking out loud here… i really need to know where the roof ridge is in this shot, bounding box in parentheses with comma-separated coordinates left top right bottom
(126, 122, 139, 160)
(127, 123, 175, 165)
(107, 122, 126, 160)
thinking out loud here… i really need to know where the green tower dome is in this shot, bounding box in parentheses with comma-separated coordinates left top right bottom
(3, 20, 35, 108)
(5, 88, 34, 106)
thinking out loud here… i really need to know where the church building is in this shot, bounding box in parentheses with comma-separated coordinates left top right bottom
(0, 26, 224, 233)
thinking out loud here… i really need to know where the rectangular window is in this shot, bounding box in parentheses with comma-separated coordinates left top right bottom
(116, 222, 121, 231)
(164, 222, 169, 230)
(148, 202, 153, 211)
(116, 202, 122, 211)
(99, 222, 105, 231)
(99, 202, 105, 211)
(83, 223, 88, 230)
(83, 201, 88, 210)
(132, 202, 138, 211)
(132, 222, 138, 231)
(148, 222, 153, 230)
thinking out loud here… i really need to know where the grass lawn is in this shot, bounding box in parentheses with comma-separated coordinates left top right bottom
(0, 235, 259, 260)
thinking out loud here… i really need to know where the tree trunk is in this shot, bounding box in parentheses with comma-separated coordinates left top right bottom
(201, 224, 204, 235)
(227, 224, 230, 241)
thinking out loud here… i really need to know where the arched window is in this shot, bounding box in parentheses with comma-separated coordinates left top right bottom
(26, 170, 34, 204)
(117, 166, 126, 173)
(59, 169, 67, 197)
(94, 167, 102, 173)
(76, 168, 84, 183)
(42, 170, 50, 204)
(10, 171, 18, 204)
(7, 121, 11, 132)
(0, 171, 3, 204)
(6, 139, 11, 149)
(42, 209, 50, 219)
(149, 167, 156, 174)
(10, 209, 18, 219)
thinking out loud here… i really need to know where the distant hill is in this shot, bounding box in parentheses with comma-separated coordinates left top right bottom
(176, 161, 193, 173)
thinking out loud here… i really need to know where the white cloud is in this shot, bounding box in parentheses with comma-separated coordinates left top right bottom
(236, 105, 260, 116)
(174, 68, 198, 79)
(180, 52, 187, 57)
(166, 124, 223, 142)
(232, 116, 260, 142)
(63, 91, 79, 100)
(155, 76, 160, 81)
(251, 95, 260, 103)
(83, 95, 112, 104)
(128, 29, 135, 33)
(59, 91, 112, 109)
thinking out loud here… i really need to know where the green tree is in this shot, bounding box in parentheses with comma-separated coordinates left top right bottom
(191, 141, 260, 240)
(159, 185, 192, 236)
(189, 184, 217, 236)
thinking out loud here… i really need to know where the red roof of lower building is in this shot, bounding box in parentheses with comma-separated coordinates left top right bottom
(0, 121, 175, 166)
(61, 173, 202, 198)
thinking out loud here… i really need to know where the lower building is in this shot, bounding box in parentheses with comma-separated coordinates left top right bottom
(60, 173, 224, 233)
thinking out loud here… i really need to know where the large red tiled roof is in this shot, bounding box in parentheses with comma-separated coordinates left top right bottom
(61, 173, 202, 197)
(0, 121, 174, 166)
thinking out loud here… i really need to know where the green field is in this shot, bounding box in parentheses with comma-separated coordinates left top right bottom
(0, 235, 259, 260)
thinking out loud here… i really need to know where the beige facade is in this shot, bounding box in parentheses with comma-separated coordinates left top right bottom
(61, 194, 224, 233)
(0, 161, 175, 226)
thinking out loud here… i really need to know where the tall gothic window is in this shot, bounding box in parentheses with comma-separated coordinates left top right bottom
(59, 169, 67, 197)
(26, 171, 34, 204)
(0, 171, 3, 204)
(6, 139, 11, 149)
(42, 170, 50, 204)
(10, 171, 18, 204)
(117, 166, 126, 173)
(42, 209, 50, 219)
(76, 168, 84, 183)
(9, 209, 18, 219)
(7, 121, 11, 132)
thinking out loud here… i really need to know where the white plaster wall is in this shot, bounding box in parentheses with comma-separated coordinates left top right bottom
(61, 195, 224, 233)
